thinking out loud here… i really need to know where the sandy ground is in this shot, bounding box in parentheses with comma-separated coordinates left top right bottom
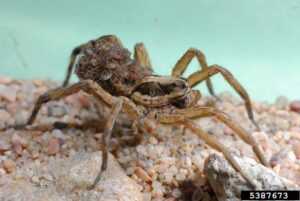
(0, 76, 299, 201)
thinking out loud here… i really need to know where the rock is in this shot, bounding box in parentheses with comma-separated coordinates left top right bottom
(48, 104, 67, 117)
(51, 152, 138, 197)
(275, 96, 289, 110)
(11, 133, 27, 155)
(0, 152, 143, 201)
(204, 154, 298, 201)
(51, 129, 66, 140)
(52, 151, 143, 201)
(14, 110, 28, 126)
(11, 133, 27, 147)
(290, 100, 300, 113)
(3, 159, 16, 173)
(0, 109, 11, 129)
(0, 109, 11, 121)
(47, 138, 60, 155)
(135, 166, 152, 183)
(0, 84, 18, 102)
(0, 140, 10, 153)
(12, 142, 23, 155)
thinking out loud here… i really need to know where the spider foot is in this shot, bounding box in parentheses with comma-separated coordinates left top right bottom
(87, 172, 104, 190)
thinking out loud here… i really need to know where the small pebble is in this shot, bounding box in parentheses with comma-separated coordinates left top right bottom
(12, 142, 23, 155)
(290, 100, 300, 113)
(0, 110, 11, 122)
(48, 104, 67, 117)
(0, 141, 10, 153)
(273, 164, 281, 174)
(275, 96, 289, 109)
(291, 140, 300, 159)
(14, 110, 28, 126)
(143, 193, 152, 201)
(47, 138, 60, 155)
(51, 129, 66, 140)
(171, 188, 182, 198)
(0, 84, 18, 102)
(135, 167, 152, 183)
(42, 173, 53, 181)
(11, 133, 27, 147)
(32, 79, 44, 86)
(0, 168, 6, 175)
(31, 151, 39, 159)
(149, 136, 158, 145)
(31, 176, 40, 184)
(0, 76, 12, 84)
(152, 181, 164, 197)
(3, 159, 16, 173)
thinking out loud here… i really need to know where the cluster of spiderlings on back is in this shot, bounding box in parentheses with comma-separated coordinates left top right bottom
(75, 42, 128, 81)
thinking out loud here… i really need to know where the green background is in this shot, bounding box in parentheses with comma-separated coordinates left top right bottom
(1, 0, 299, 101)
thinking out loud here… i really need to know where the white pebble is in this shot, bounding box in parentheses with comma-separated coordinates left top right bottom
(175, 168, 188, 181)
(143, 193, 152, 201)
(163, 172, 174, 184)
(172, 188, 182, 198)
(149, 136, 158, 144)
(51, 129, 67, 140)
(31, 176, 40, 184)
(181, 156, 192, 168)
(136, 145, 147, 156)
(168, 165, 178, 175)
(152, 181, 164, 197)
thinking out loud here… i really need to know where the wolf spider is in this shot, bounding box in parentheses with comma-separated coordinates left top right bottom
(11, 35, 269, 189)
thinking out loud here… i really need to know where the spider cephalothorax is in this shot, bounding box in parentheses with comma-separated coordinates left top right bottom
(8, 35, 269, 190)
(131, 75, 200, 108)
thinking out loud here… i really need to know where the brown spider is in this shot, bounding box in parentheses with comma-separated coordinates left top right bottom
(13, 35, 269, 189)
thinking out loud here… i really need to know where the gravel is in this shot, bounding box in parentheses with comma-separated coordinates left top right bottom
(0, 76, 299, 201)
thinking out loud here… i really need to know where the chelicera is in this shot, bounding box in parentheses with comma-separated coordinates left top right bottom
(13, 35, 269, 189)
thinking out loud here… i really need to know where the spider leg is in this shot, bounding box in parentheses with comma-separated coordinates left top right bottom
(187, 65, 259, 130)
(89, 98, 141, 188)
(134, 43, 153, 71)
(113, 120, 143, 147)
(19, 79, 141, 189)
(62, 46, 82, 87)
(158, 116, 260, 188)
(157, 107, 269, 186)
(89, 98, 124, 189)
(159, 106, 268, 167)
(52, 120, 106, 131)
(25, 80, 115, 127)
(184, 120, 261, 189)
(171, 48, 216, 97)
